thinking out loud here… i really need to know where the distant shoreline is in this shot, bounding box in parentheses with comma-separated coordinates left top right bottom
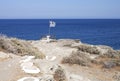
(0, 19, 120, 49)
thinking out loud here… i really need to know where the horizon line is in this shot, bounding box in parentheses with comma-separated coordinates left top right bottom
(0, 18, 120, 20)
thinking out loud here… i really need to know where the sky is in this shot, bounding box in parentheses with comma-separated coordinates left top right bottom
(0, 0, 120, 19)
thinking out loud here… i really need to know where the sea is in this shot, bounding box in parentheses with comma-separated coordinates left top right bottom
(0, 19, 120, 50)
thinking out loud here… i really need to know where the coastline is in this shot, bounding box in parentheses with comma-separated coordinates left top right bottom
(0, 36, 120, 81)
(0, 19, 120, 49)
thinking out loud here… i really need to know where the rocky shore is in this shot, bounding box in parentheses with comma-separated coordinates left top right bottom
(0, 35, 120, 81)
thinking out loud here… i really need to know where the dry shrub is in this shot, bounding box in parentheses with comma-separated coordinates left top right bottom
(91, 48, 120, 69)
(102, 49, 120, 58)
(77, 44, 100, 54)
(62, 51, 91, 66)
(0, 35, 45, 59)
(57, 39, 80, 47)
(98, 49, 120, 68)
(54, 66, 67, 81)
(0, 35, 15, 53)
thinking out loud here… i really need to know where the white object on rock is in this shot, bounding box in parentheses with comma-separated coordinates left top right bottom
(20, 62, 33, 67)
(46, 56, 56, 61)
(20, 56, 35, 63)
(22, 66, 40, 74)
(19, 55, 40, 74)
(17, 77, 39, 81)
(46, 35, 51, 43)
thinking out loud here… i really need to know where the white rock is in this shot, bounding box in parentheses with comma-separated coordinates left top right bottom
(22, 66, 40, 74)
(20, 56, 35, 63)
(71, 43, 82, 47)
(70, 74, 91, 81)
(70, 74, 83, 81)
(17, 77, 39, 81)
(0, 52, 9, 59)
(89, 55, 98, 59)
(21, 56, 35, 60)
(46, 56, 56, 61)
(20, 62, 33, 67)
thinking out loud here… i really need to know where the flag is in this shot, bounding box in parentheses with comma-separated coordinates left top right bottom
(49, 21, 56, 27)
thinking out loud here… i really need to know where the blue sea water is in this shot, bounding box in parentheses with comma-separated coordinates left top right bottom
(0, 19, 120, 50)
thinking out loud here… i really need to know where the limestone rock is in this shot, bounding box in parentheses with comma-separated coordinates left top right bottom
(0, 52, 9, 59)
(46, 56, 56, 61)
(17, 77, 39, 81)
(19, 56, 40, 74)
(22, 66, 40, 74)
(69, 74, 91, 81)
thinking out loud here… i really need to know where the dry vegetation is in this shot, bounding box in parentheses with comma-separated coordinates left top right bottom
(0, 35, 45, 59)
(54, 66, 67, 81)
(62, 43, 120, 70)
(62, 51, 91, 66)
(96, 48, 120, 69)
(76, 44, 101, 54)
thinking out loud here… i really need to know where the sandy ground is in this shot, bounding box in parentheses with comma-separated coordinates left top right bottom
(0, 53, 23, 81)
(0, 40, 118, 81)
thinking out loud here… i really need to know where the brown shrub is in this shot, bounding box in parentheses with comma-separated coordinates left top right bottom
(62, 51, 91, 66)
(77, 44, 100, 54)
(54, 66, 67, 81)
(0, 35, 45, 59)
(102, 49, 120, 58)
(0, 36, 16, 53)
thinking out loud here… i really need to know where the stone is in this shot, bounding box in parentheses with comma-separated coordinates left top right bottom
(103, 61, 116, 69)
(46, 56, 56, 61)
(20, 56, 35, 63)
(42, 75, 54, 81)
(0, 52, 9, 59)
(20, 62, 33, 67)
(69, 74, 91, 81)
(22, 66, 40, 74)
(17, 77, 39, 81)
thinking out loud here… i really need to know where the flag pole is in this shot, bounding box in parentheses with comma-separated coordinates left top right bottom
(48, 25, 51, 36)
(47, 21, 51, 43)
(49, 20, 55, 37)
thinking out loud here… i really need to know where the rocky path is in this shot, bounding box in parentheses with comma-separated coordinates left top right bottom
(17, 56, 40, 81)
(0, 39, 118, 81)
(31, 40, 92, 81)
(0, 52, 22, 81)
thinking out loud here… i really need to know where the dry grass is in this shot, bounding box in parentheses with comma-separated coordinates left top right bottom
(96, 49, 120, 69)
(70, 43, 120, 69)
(0, 35, 45, 59)
(91, 52, 120, 70)
(61, 40, 120, 70)
(54, 66, 67, 81)
(77, 44, 100, 54)
(102, 49, 120, 58)
(62, 51, 91, 66)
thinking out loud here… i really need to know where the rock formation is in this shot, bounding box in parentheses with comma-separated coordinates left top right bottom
(0, 36, 120, 81)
